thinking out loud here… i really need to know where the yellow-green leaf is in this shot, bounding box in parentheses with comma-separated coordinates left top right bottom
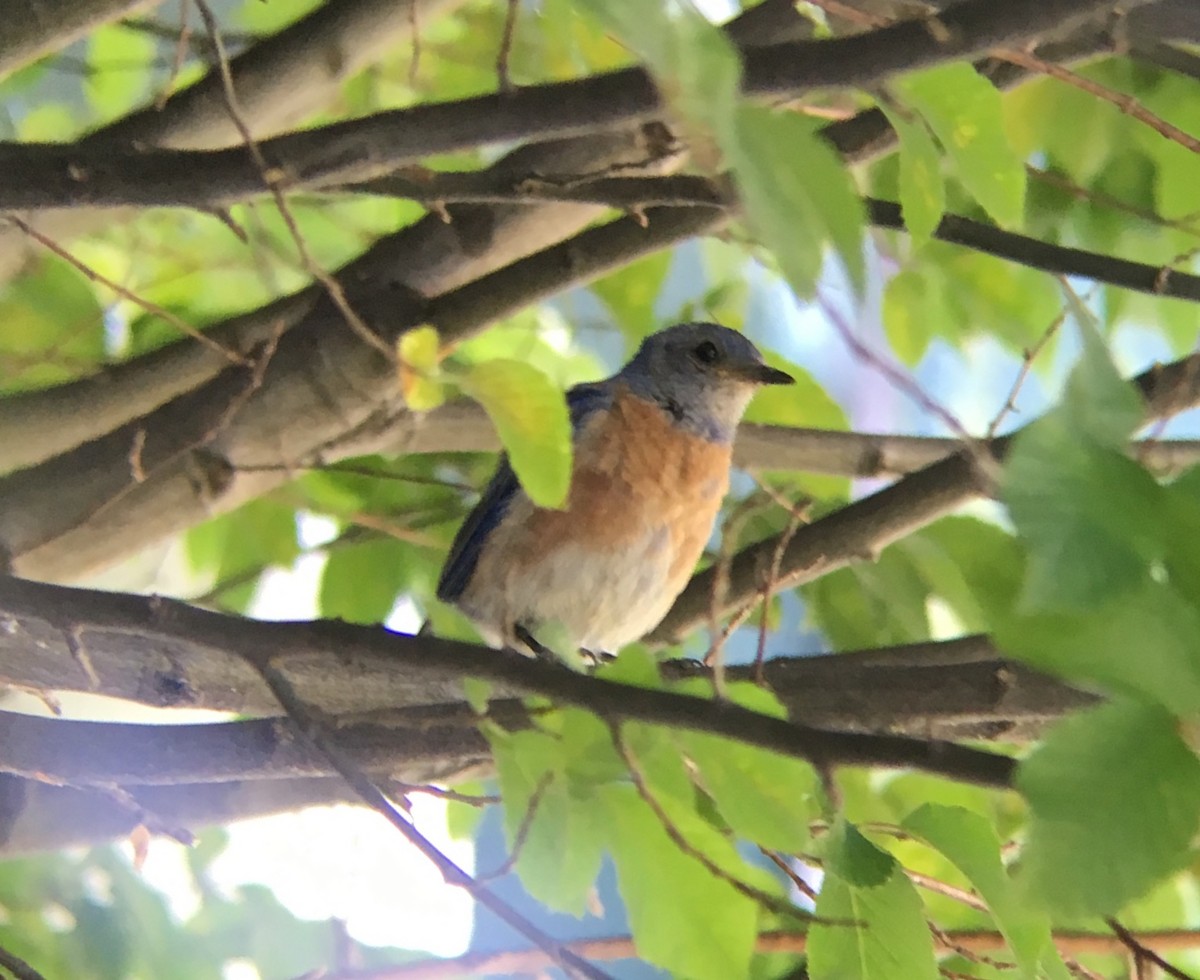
(727, 105, 865, 295)
(397, 325, 444, 411)
(898, 63, 1026, 228)
(461, 359, 572, 508)
(881, 104, 945, 248)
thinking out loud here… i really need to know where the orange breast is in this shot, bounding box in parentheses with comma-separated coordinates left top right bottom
(515, 387, 732, 583)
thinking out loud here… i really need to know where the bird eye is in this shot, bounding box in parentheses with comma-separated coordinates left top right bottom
(693, 341, 720, 364)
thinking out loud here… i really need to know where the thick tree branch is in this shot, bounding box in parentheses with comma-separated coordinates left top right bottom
(0, 1, 812, 476)
(0, 0, 1126, 209)
(0, 705, 495, 787)
(0, 126, 683, 476)
(15, 158, 1200, 308)
(0, 576, 1017, 790)
(651, 352, 1200, 643)
(331, 928, 1200, 979)
(0, 0, 158, 79)
(866, 199, 1200, 303)
(0, 205, 724, 580)
(0, 772, 358, 856)
(341, 396, 1200, 481)
(0, 634, 1088, 792)
(0, 572, 1092, 736)
(0, 0, 468, 282)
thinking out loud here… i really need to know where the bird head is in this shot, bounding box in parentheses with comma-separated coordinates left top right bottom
(619, 322, 793, 442)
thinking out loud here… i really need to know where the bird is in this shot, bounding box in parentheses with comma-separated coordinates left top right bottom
(436, 322, 793, 660)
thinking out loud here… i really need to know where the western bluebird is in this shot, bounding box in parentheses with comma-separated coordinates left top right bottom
(437, 322, 793, 658)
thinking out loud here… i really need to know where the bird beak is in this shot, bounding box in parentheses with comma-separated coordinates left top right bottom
(732, 362, 794, 386)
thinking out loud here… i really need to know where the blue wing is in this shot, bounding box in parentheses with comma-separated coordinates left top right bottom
(436, 382, 612, 603)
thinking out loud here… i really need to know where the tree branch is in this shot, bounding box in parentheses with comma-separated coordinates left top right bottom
(0, 0, 157, 79)
(0, 0, 469, 282)
(0, 0, 1125, 209)
(322, 928, 1200, 979)
(867, 198, 1200, 304)
(0, 772, 358, 856)
(651, 351, 1200, 643)
(0, 547, 1087, 733)
(334, 394, 1200, 487)
(0, 576, 1017, 789)
(0, 204, 723, 580)
(0, 638, 1088, 792)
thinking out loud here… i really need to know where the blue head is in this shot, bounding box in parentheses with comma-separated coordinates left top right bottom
(617, 322, 793, 442)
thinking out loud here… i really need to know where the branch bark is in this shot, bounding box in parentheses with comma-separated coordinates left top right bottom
(651, 352, 1200, 643)
(0, 576, 1018, 786)
(0, 125, 683, 475)
(0, 205, 724, 580)
(0, 0, 468, 281)
(0, 0, 1128, 210)
(344, 398, 1200, 477)
(0, 0, 159, 78)
(327, 928, 1200, 980)
(0, 772, 358, 856)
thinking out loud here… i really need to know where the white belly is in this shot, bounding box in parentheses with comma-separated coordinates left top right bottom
(461, 526, 680, 654)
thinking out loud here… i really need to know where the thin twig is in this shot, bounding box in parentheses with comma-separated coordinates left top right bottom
(612, 724, 814, 923)
(244, 648, 612, 980)
(0, 942, 49, 980)
(156, 0, 194, 110)
(1108, 918, 1199, 980)
(192, 0, 394, 361)
(997, 47, 1200, 156)
(407, 0, 422, 87)
(762, 849, 819, 902)
(5, 216, 244, 363)
(986, 295, 1070, 437)
(479, 772, 553, 881)
(497, 0, 519, 92)
(313, 928, 1200, 980)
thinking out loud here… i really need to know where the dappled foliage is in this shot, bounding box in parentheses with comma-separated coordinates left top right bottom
(4, 0, 1200, 978)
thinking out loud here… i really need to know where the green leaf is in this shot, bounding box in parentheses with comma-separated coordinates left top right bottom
(931, 244, 1060, 351)
(574, 0, 740, 142)
(85, 25, 156, 121)
(727, 105, 866, 294)
(823, 819, 895, 888)
(488, 725, 576, 913)
(808, 861, 939, 980)
(1060, 319, 1143, 448)
(397, 325, 444, 411)
(1018, 700, 1200, 917)
(1005, 422, 1164, 611)
(512, 780, 606, 915)
(905, 516, 1024, 632)
(1004, 326, 1159, 611)
(459, 359, 572, 508)
(678, 730, 815, 852)
(599, 784, 759, 980)
(996, 577, 1200, 717)
(560, 708, 626, 789)
(318, 538, 413, 624)
(903, 804, 1069, 980)
(882, 267, 941, 366)
(898, 63, 1026, 227)
(462, 678, 491, 715)
(881, 106, 946, 248)
(598, 647, 663, 689)
(185, 500, 299, 611)
(0, 256, 105, 392)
